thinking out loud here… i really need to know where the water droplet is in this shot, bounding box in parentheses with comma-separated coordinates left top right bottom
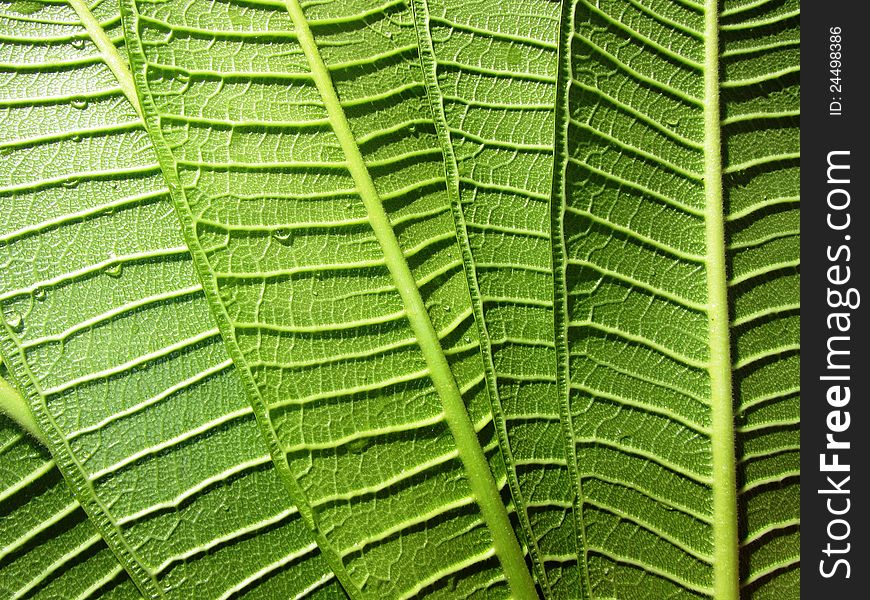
(619, 435, 634, 445)
(463, 336, 472, 344)
(344, 202, 353, 210)
(105, 253, 123, 278)
(71, 97, 88, 110)
(5, 311, 23, 333)
(34, 287, 46, 301)
(70, 134, 82, 143)
(273, 228, 293, 244)
(71, 38, 86, 50)
(62, 178, 80, 189)
(384, 31, 393, 40)
(443, 304, 450, 312)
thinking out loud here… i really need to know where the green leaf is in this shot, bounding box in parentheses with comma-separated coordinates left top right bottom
(1, 0, 800, 597)
(122, 0, 538, 596)
(553, 0, 799, 598)
(410, 0, 580, 595)
(0, 2, 342, 597)
(0, 398, 140, 599)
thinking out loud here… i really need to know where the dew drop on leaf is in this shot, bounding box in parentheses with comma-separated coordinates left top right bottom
(4, 311, 23, 333)
(33, 287, 46, 301)
(71, 38, 86, 50)
(71, 97, 88, 110)
(62, 178, 80, 189)
(105, 253, 123, 278)
(273, 229, 293, 244)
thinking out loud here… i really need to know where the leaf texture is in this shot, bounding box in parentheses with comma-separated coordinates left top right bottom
(0, 2, 342, 597)
(0, 407, 140, 599)
(123, 0, 539, 597)
(553, 0, 799, 598)
(411, 0, 580, 595)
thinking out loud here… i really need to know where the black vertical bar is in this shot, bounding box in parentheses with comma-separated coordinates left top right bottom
(801, 2, 868, 597)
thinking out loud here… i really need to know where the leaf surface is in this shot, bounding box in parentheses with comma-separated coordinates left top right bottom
(411, 0, 580, 595)
(0, 2, 341, 597)
(553, 0, 799, 597)
(0, 403, 140, 599)
(123, 0, 539, 597)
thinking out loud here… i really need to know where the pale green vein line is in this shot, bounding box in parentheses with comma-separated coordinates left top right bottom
(428, 15, 558, 50)
(566, 259, 708, 312)
(579, 0, 704, 69)
(583, 497, 714, 563)
(567, 118, 704, 181)
(625, 0, 704, 39)
(396, 547, 500, 600)
(569, 381, 710, 435)
(216, 543, 324, 600)
(21, 285, 203, 349)
(720, 66, 800, 88)
(573, 320, 709, 369)
(73, 565, 126, 600)
(721, 9, 799, 30)
(740, 555, 800, 587)
(67, 359, 233, 440)
(728, 229, 799, 251)
(722, 110, 800, 126)
(286, 413, 444, 454)
(729, 259, 800, 286)
(0, 500, 79, 561)
(702, 2, 739, 598)
(725, 151, 800, 174)
(0, 430, 23, 455)
(586, 546, 714, 595)
(42, 328, 221, 396)
(720, 0, 776, 18)
(280, 3, 536, 595)
(155, 507, 302, 574)
(12, 533, 104, 600)
(293, 573, 337, 600)
(573, 436, 713, 485)
(740, 517, 800, 547)
(67, 0, 142, 118)
(0, 459, 54, 504)
(585, 473, 714, 524)
(565, 205, 706, 262)
(733, 344, 799, 370)
(0, 188, 165, 245)
(720, 38, 800, 58)
(0, 246, 189, 304)
(340, 495, 478, 557)
(117, 455, 273, 526)
(235, 310, 407, 335)
(565, 157, 706, 217)
(739, 470, 799, 494)
(569, 36, 704, 106)
(726, 196, 800, 221)
(88, 406, 253, 481)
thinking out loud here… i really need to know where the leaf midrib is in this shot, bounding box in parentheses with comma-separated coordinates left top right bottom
(702, 1, 739, 599)
(279, 1, 537, 597)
